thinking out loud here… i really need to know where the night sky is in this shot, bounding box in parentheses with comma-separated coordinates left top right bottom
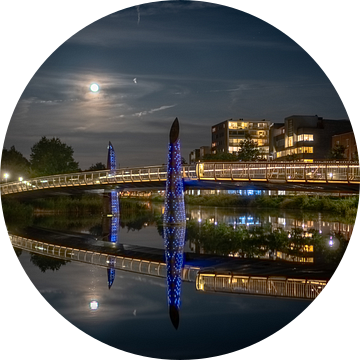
(3, 0, 350, 169)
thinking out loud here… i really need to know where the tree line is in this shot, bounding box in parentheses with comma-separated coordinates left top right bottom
(1, 136, 106, 181)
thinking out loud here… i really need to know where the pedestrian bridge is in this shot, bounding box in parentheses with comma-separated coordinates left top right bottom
(1, 161, 359, 196)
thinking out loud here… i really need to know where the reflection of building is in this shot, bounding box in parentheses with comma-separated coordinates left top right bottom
(211, 118, 271, 158)
(271, 115, 353, 161)
(332, 131, 358, 160)
(186, 207, 353, 262)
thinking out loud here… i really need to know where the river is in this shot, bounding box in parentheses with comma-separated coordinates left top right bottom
(8, 203, 353, 359)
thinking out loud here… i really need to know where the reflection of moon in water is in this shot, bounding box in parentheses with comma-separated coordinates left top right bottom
(90, 83, 100, 92)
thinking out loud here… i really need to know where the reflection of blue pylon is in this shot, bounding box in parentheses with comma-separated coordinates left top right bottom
(163, 118, 186, 329)
(163, 224, 185, 329)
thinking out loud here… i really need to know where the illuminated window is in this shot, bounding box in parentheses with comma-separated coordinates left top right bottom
(229, 122, 238, 129)
(288, 136, 293, 147)
(298, 134, 314, 141)
(298, 147, 313, 154)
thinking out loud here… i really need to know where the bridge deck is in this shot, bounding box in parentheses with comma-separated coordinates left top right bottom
(1, 161, 359, 196)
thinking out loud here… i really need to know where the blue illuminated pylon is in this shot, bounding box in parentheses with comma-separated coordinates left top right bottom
(107, 141, 116, 172)
(104, 141, 120, 289)
(163, 118, 186, 225)
(163, 118, 186, 329)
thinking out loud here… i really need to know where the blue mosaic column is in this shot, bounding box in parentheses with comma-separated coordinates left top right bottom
(163, 118, 186, 225)
(163, 118, 186, 329)
(104, 141, 120, 289)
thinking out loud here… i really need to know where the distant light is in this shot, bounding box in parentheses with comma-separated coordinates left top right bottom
(89, 300, 99, 310)
(19, 177, 23, 182)
(4, 173, 9, 179)
(90, 83, 100, 93)
(329, 240, 334, 247)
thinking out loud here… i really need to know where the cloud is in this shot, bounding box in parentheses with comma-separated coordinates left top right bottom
(132, 104, 177, 117)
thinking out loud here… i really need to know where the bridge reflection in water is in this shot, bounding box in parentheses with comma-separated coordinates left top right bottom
(10, 233, 328, 300)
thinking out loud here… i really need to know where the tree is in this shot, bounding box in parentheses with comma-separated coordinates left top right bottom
(1, 145, 30, 181)
(237, 135, 262, 161)
(30, 137, 80, 177)
(328, 144, 346, 160)
(88, 162, 106, 171)
(203, 152, 238, 162)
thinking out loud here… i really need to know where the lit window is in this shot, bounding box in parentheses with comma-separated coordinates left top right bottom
(229, 122, 237, 129)
(298, 134, 303, 141)
(288, 136, 293, 147)
(304, 134, 314, 141)
(299, 147, 313, 154)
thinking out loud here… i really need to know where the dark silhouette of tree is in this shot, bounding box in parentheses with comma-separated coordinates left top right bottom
(1, 146, 30, 180)
(30, 137, 79, 176)
(237, 135, 262, 161)
(203, 152, 239, 162)
(328, 144, 346, 160)
(87, 162, 106, 171)
(30, 253, 69, 272)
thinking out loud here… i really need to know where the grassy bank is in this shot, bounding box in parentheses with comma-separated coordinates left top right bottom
(183, 194, 358, 217)
(1, 195, 150, 226)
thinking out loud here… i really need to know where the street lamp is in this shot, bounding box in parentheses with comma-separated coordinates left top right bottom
(4, 173, 9, 183)
(19, 177, 23, 182)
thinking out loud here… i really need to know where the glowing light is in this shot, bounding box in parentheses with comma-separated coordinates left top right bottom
(89, 300, 99, 310)
(90, 83, 100, 92)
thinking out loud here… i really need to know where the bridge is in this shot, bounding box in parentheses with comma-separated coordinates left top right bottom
(1, 161, 359, 196)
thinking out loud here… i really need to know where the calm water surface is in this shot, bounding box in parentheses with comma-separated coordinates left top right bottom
(12, 204, 350, 359)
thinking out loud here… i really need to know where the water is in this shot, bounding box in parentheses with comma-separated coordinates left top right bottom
(10, 204, 351, 359)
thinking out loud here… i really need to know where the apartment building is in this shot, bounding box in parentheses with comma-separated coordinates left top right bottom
(271, 115, 353, 161)
(189, 146, 211, 164)
(211, 118, 271, 159)
(332, 131, 358, 160)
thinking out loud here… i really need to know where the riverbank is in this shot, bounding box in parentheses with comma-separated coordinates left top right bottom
(151, 193, 358, 218)
(2, 193, 358, 225)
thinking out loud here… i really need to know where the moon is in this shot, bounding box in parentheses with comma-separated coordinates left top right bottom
(90, 83, 100, 92)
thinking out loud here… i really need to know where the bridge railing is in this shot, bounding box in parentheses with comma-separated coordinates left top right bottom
(196, 272, 327, 299)
(9, 234, 200, 282)
(1, 161, 359, 196)
(0, 165, 198, 195)
(197, 161, 360, 184)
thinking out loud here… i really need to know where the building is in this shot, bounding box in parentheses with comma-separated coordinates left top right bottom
(332, 132, 358, 161)
(189, 146, 211, 164)
(211, 118, 271, 159)
(272, 115, 353, 162)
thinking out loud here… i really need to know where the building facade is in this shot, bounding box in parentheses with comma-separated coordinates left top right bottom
(332, 131, 358, 160)
(211, 119, 271, 159)
(189, 146, 211, 164)
(271, 115, 353, 162)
